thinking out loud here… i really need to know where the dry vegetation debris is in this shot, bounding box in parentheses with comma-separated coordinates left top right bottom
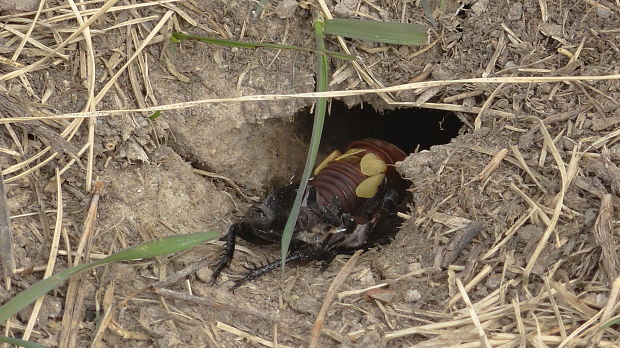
(0, 0, 619, 347)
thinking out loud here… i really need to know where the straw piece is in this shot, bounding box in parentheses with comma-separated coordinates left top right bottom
(58, 181, 104, 347)
(309, 250, 362, 348)
(156, 288, 278, 321)
(216, 321, 292, 348)
(512, 297, 526, 348)
(481, 209, 534, 261)
(337, 283, 388, 301)
(482, 32, 505, 78)
(91, 282, 115, 347)
(22, 170, 63, 341)
(552, 281, 598, 317)
(2, 72, 620, 124)
(457, 278, 491, 348)
(445, 264, 493, 309)
(472, 148, 508, 182)
(591, 277, 620, 345)
(0, 0, 121, 82)
(524, 120, 583, 280)
(0, 174, 14, 288)
(510, 144, 547, 194)
(474, 83, 505, 130)
(592, 194, 618, 284)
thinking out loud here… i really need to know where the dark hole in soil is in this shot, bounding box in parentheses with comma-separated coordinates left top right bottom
(289, 101, 462, 247)
(456, 3, 471, 19)
(296, 100, 463, 154)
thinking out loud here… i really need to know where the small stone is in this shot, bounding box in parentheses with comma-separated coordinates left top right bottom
(539, 23, 563, 37)
(507, 2, 523, 21)
(333, 0, 357, 16)
(381, 263, 408, 279)
(353, 268, 375, 284)
(485, 274, 501, 289)
(275, 0, 297, 19)
(504, 61, 518, 69)
(196, 267, 213, 282)
(404, 289, 422, 303)
(563, 138, 575, 151)
(471, 0, 489, 16)
(596, 7, 612, 19)
(407, 262, 422, 273)
(583, 208, 598, 228)
(364, 288, 395, 304)
(44, 297, 63, 318)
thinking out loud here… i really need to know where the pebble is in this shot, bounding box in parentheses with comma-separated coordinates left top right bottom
(597, 7, 612, 19)
(508, 3, 523, 21)
(196, 267, 213, 282)
(404, 289, 422, 303)
(471, 0, 489, 15)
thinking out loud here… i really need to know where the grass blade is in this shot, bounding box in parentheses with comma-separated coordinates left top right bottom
(0, 336, 46, 348)
(324, 18, 428, 46)
(0, 231, 219, 324)
(601, 314, 620, 329)
(149, 110, 162, 120)
(280, 19, 329, 266)
(170, 32, 355, 61)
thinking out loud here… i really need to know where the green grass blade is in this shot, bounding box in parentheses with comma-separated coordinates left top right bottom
(95, 232, 219, 263)
(280, 19, 329, 266)
(149, 110, 162, 120)
(0, 231, 219, 324)
(0, 336, 47, 348)
(600, 314, 620, 330)
(170, 32, 355, 60)
(324, 18, 428, 46)
(420, 0, 437, 26)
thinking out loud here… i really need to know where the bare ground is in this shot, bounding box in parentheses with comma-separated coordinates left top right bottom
(1, 0, 620, 347)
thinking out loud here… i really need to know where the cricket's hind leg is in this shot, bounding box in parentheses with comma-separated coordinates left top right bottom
(230, 246, 336, 291)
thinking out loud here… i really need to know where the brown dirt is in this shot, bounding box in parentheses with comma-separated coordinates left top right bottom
(1, 0, 620, 347)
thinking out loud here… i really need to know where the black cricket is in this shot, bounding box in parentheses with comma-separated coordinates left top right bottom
(211, 138, 408, 289)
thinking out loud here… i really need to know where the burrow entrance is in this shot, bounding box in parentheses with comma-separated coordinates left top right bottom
(295, 101, 463, 244)
(257, 101, 464, 247)
(183, 100, 463, 198)
(295, 100, 463, 155)
(237, 101, 465, 190)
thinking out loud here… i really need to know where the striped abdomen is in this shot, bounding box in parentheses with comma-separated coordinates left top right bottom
(309, 139, 407, 213)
